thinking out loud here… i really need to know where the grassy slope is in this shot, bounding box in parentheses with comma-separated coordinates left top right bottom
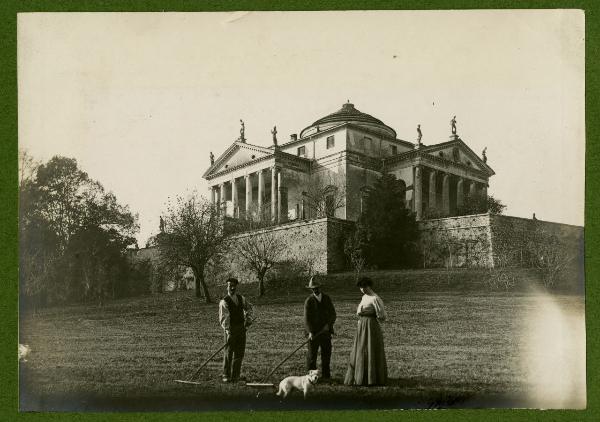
(19, 269, 584, 411)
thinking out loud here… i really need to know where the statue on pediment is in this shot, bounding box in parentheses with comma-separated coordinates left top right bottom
(450, 116, 457, 135)
(239, 119, 246, 143)
(271, 125, 278, 147)
(417, 124, 422, 146)
(482, 147, 487, 163)
(452, 146, 460, 162)
(209, 151, 215, 165)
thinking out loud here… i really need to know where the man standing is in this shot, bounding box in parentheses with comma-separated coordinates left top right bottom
(304, 275, 337, 380)
(219, 277, 253, 383)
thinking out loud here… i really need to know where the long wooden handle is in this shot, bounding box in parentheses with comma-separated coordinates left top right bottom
(188, 342, 228, 381)
(261, 338, 310, 383)
(189, 316, 258, 381)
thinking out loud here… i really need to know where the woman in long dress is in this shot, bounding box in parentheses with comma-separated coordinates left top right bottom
(344, 277, 387, 386)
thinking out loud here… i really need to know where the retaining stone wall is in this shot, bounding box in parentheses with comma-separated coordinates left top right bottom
(418, 214, 583, 269)
(223, 217, 354, 283)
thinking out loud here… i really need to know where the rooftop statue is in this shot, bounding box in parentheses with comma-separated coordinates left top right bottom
(271, 125, 278, 146)
(451, 115, 457, 135)
(417, 124, 422, 145)
(239, 119, 246, 143)
(482, 147, 487, 163)
(210, 151, 215, 165)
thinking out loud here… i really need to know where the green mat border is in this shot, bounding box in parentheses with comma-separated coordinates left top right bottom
(1, 1, 597, 421)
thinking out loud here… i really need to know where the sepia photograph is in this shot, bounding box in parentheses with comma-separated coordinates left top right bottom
(18, 10, 585, 411)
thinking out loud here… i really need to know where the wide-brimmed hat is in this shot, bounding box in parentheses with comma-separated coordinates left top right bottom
(225, 277, 239, 286)
(305, 276, 321, 289)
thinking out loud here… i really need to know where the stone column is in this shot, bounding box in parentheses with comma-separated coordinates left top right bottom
(414, 166, 423, 221)
(442, 174, 450, 216)
(258, 169, 265, 220)
(231, 177, 238, 218)
(219, 183, 225, 214)
(277, 168, 287, 223)
(245, 174, 253, 219)
(210, 186, 216, 204)
(271, 166, 277, 223)
(469, 180, 476, 197)
(428, 170, 437, 212)
(457, 178, 464, 210)
(482, 184, 488, 199)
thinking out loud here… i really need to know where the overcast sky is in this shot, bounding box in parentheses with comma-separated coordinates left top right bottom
(18, 10, 585, 245)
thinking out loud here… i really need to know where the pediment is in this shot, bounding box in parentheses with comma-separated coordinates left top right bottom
(423, 139, 494, 175)
(203, 142, 274, 178)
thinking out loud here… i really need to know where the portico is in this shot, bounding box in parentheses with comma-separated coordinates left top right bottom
(413, 165, 489, 220)
(204, 141, 311, 224)
(209, 166, 283, 222)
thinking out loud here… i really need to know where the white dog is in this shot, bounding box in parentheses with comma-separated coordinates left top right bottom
(19, 344, 31, 362)
(276, 369, 320, 399)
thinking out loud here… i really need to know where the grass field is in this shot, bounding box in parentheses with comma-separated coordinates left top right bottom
(19, 269, 586, 411)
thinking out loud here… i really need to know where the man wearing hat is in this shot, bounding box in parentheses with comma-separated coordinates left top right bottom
(218, 277, 254, 383)
(304, 275, 337, 380)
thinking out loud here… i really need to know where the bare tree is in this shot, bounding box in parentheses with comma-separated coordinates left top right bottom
(344, 225, 367, 281)
(527, 225, 574, 288)
(158, 192, 226, 302)
(227, 201, 275, 234)
(233, 230, 286, 296)
(302, 170, 346, 218)
(19, 149, 40, 190)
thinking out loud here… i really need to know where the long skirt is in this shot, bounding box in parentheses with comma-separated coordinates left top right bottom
(344, 316, 387, 386)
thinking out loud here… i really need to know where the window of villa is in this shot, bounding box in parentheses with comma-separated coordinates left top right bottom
(363, 137, 371, 150)
(297, 146, 306, 157)
(390, 145, 398, 155)
(358, 137, 371, 151)
(326, 135, 335, 149)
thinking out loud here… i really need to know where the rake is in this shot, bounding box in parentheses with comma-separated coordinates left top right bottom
(245, 337, 311, 387)
(175, 316, 257, 385)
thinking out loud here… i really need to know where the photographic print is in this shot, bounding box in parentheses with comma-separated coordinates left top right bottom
(18, 10, 585, 411)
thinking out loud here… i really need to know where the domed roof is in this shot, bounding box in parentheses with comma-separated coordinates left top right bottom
(299, 102, 397, 138)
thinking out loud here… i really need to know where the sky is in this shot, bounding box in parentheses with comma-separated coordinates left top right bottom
(18, 10, 585, 245)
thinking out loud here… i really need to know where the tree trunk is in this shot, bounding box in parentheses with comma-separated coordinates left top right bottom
(193, 267, 212, 303)
(258, 273, 265, 297)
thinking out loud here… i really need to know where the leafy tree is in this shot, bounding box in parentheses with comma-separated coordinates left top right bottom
(19, 153, 139, 306)
(59, 226, 131, 304)
(358, 173, 420, 269)
(457, 193, 506, 216)
(233, 231, 286, 296)
(158, 192, 226, 302)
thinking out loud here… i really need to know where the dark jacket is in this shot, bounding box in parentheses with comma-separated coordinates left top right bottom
(223, 294, 245, 328)
(304, 293, 337, 336)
